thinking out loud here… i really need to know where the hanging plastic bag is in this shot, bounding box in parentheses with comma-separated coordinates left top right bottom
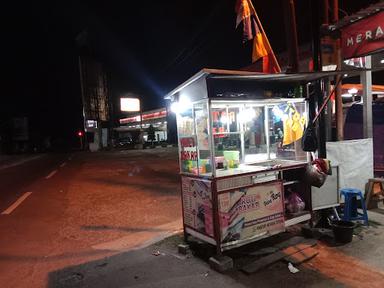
(286, 192, 305, 214)
(301, 124, 318, 152)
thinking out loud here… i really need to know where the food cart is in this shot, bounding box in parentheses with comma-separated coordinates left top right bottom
(165, 69, 338, 253)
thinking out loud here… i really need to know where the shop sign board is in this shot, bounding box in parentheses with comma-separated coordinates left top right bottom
(321, 36, 337, 70)
(86, 120, 97, 129)
(180, 137, 197, 161)
(120, 97, 140, 112)
(218, 182, 284, 243)
(181, 177, 213, 237)
(341, 11, 384, 59)
(179, 137, 199, 174)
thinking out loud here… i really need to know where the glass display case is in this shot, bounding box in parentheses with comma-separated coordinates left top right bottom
(166, 69, 326, 253)
(176, 98, 308, 178)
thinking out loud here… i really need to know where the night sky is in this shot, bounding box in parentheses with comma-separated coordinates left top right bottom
(2, 0, 379, 147)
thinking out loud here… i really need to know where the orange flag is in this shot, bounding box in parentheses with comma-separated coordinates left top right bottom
(235, 0, 281, 73)
(252, 20, 268, 62)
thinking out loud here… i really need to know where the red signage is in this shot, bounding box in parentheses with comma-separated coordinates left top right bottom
(119, 109, 167, 124)
(180, 137, 197, 161)
(341, 11, 384, 59)
(141, 110, 167, 121)
(120, 115, 141, 124)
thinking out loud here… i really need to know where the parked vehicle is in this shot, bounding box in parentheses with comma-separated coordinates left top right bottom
(114, 137, 134, 149)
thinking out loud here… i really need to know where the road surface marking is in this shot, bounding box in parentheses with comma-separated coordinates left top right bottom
(60, 162, 67, 167)
(1, 192, 33, 215)
(45, 170, 58, 179)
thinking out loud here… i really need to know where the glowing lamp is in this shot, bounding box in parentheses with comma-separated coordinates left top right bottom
(170, 94, 191, 114)
(348, 88, 358, 94)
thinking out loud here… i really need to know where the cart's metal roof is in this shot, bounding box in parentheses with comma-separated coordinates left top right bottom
(164, 68, 363, 99)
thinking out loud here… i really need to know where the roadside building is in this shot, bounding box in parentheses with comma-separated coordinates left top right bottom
(78, 55, 111, 151)
(116, 107, 171, 147)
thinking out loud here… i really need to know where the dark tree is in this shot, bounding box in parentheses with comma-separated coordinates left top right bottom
(147, 124, 156, 146)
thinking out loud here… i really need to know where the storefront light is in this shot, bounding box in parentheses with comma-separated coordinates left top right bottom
(348, 88, 358, 94)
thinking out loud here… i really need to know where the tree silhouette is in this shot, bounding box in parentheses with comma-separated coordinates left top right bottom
(147, 124, 156, 146)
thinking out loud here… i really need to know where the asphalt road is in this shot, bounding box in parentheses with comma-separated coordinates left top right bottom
(0, 153, 70, 213)
(0, 149, 181, 288)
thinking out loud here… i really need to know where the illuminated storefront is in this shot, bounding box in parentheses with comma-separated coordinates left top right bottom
(117, 107, 168, 143)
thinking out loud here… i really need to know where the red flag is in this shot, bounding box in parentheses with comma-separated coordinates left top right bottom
(235, 0, 280, 73)
(235, 0, 253, 41)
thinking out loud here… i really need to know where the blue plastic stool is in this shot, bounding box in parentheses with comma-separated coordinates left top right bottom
(340, 188, 369, 226)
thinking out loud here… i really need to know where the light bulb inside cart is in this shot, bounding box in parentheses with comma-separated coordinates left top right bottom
(244, 108, 256, 121)
(238, 108, 256, 123)
(170, 102, 181, 113)
(272, 106, 288, 121)
(170, 94, 191, 114)
(220, 115, 228, 124)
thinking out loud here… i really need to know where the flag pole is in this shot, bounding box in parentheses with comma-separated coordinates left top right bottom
(248, 1, 281, 72)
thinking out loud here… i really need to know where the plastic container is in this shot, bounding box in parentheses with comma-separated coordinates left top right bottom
(331, 220, 356, 243)
(223, 151, 240, 169)
(223, 150, 240, 161)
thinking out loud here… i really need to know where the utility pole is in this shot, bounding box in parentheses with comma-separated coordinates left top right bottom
(362, 55, 373, 139)
(321, 0, 333, 141)
(78, 55, 89, 150)
(283, 0, 300, 72)
(310, 0, 327, 158)
(332, 0, 344, 141)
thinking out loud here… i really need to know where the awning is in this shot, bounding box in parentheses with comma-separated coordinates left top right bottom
(329, 2, 384, 59)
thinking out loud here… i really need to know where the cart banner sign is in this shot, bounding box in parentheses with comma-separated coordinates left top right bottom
(180, 137, 197, 161)
(218, 182, 284, 243)
(341, 11, 384, 59)
(181, 177, 214, 237)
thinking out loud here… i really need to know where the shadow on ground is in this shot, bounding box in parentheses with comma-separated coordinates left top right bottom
(81, 225, 167, 233)
(47, 232, 344, 288)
